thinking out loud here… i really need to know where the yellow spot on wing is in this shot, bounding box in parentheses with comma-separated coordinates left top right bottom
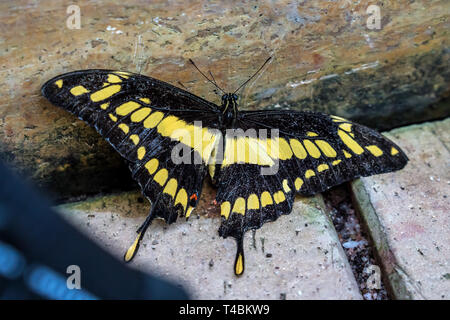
(221, 201, 231, 219)
(273, 191, 286, 204)
(307, 131, 318, 137)
(139, 97, 151, 104)
(175, 189, 188, 211)
(338, 130, 364, 155)
(100, 102, 109, 110)
(222, 137, 274, 166)
(144, 111, 164, 128)
(145, 158, 158, 174)
(157, 116, 181, 136)
(232, 197, 246, 215)
(303, 140, 321, 158)
(163, 178, 177, 198)
(90, 84, 121, 102)
(282, 179, 291, 193)
(343, 150, 352, 158)
(239, 137, 253, 164)
(332, 159, 342, 165)
(137, 146, 146, 160)
(208, 145, 218, 179)
(268, 137, 293, 160)
(107, 74, 122, 83)
(130, 134, 139, 145)
(70, 85, 90, 96)
(109, 113, 117, 122)
(114, 71, 130, 78)
(391, 147, 399, 155)
(131, 108, 151, 122)
(366, 145, 383, 157)
(247, 194, 259, 210)
(235, 253, 244, 276)
(176, 124, 203, 157)
(315, 140, 337, 157)
(208, 146, 217, 179)
(317, 164, 329, 172)
(290, 139, 307, 159)
(295, 178, 304, 191)
(331, 115, 348, 122)
(154, 168, 168, 186)
(208, 165, 216, 179)
(339, 123, 352, 132)
(118, 123, 129, 134)
(54, 79, 63, 88)
(143, 114, 219, 165)
(196, 128, 219, 163)
(261, 191, 273, 207)
(124, 232, 141, 262)
(186, 206, 194, 218)
(116, 101, 141, 116)
(305, 169, 315, 178)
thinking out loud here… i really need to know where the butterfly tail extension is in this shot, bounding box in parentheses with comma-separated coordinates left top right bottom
(124, 203, 158, 262)
(234, 235, 245, 276)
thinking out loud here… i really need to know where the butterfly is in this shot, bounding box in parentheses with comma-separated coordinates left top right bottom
(41, 58, 408, 276)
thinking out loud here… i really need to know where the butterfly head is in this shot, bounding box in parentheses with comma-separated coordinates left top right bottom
(221, 93, 238, 106)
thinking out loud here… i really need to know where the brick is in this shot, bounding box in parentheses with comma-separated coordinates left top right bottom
(58, 190, 362, 299)
(352, 118, 450, 299)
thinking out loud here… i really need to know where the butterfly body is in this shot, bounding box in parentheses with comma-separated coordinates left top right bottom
(220, 93, 239, 127)
(42, 68, 408, 276)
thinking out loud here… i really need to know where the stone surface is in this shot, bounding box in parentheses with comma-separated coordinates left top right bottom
(352, 118, 450, 299)
(1, 0, 449, 199)
(58, 189, 362, 300)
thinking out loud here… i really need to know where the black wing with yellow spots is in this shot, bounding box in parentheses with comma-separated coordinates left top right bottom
(41, 69, 221, 261)
(215, 110, 407, 274)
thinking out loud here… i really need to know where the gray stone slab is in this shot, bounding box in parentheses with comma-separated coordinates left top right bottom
(352, 118, 450, 299)
(58, 191, 361, 300)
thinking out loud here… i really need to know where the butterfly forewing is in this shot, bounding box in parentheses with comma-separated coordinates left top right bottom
(215, 110, 408, 238)
(41, 69, 221, 223)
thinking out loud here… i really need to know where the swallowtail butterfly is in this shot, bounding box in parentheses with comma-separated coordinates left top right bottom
(41, 59, 407, 276)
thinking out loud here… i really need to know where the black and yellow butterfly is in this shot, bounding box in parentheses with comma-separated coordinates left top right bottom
(41, 61, 408, 276)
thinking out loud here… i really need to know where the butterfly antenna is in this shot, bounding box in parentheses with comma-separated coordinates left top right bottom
(189, 59, 226, 94)
(177, 80, 189, 91)
(208, 71, 223, 96)
(209, 71, 217, 86)
(233, 56, 272, 94)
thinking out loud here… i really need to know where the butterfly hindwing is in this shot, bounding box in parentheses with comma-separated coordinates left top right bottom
(129, 134, 207, 221)
(217, 164, 294, 237)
